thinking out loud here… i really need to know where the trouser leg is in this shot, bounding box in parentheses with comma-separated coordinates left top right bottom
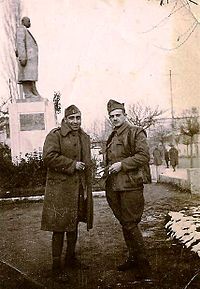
(106, 189, 122, 224)
(122, 224, 151, 278)
(31, 81, 40, 96)
(52, 232, 64, 271)
(127, 224, 147, 261)
(122, 227, 135, 260)
(65, 228, 78, 261)
(22, 81, 39, 98)
(22, 81, 33, 98)
(121, 190, 149, 260)
(64, 227, 89, 269)
(122, 225, 146, 261)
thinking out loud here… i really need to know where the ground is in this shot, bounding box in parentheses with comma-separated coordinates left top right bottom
(0, 183, 200, 289)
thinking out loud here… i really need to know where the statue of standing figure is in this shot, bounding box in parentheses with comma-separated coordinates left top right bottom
(16, 17, 40, 99)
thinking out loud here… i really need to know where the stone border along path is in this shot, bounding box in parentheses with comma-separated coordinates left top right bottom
(0, 191, 106, 203)
(165, 206, 200, 257)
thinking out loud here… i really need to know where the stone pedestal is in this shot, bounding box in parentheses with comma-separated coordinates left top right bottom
(8, 98, 56, 162)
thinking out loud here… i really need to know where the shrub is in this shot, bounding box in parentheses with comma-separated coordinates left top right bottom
(0, 145, 46, 196)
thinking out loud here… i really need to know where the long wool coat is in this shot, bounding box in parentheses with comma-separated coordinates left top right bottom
(16, 25, 38, 82)
(41, 121, 93, 232)
(153, 148, 163, 166)
(169, 147, 179, 167)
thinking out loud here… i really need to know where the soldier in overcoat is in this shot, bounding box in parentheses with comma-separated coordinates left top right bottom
(16, 17, 40, 98)
(169, 145, 179, 171)
(105, 99, 152, 281)
(41, 105, 93, 281)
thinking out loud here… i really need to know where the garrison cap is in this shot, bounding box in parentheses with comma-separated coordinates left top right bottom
(64, 105, 81, 117)
(107, 99, 125, 114)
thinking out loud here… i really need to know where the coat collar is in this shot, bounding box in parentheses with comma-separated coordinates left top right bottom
(107, 121, 129, 146)
(60, 119, 84, 137)
(115, 121, 129, 136)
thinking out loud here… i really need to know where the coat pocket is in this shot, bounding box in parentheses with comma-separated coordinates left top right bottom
(112, 171, 142, 191)
(127, 171, 143, 187)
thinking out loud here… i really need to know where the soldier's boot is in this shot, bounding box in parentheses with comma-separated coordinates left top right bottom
(127, 227, 153, 282)
(52, 231, 64, 270)
(52, 232, 69, 283)
(117, 228, 138, 271)
(52, 257, 61, 275)
(52, 258, 69, 283)
(135, 257, 152, 282)
(118, 226, 153, 282)
(65, 230, 89, 269)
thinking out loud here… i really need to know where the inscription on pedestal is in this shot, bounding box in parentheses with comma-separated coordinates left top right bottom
(20, 113, 45, 131)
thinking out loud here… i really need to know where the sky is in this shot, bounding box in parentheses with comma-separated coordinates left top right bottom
(0, 0, 200, 130)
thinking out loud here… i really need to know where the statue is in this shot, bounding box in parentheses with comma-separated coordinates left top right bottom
(16, 17, 40, 99)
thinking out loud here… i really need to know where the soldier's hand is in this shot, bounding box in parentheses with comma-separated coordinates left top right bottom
(19, 59, 27, 66)
(109, 162, 122, 174)
(76, 161, 86, 171)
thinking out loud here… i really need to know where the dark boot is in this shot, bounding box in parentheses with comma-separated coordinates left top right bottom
(52, 257, 61, 274)
(52, 264, 69, 283)
(117, 228, 138, 271)
(117, 258, 138, 271)
(135, 257, 153, 282)
(65, 230, 89, 269)
(52, 257, 69, 283)
(65, 255, 89, 270)
(52, 232, 64, 274)
(121, 226, 153, 281)
(65, 230, 77, 267)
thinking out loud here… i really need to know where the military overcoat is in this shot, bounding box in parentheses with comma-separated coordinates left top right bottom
(41, 121, 93, 232)
(16, 25, 38, 82)
(153, 148, 162, 166)
(169, 147, 179, 167)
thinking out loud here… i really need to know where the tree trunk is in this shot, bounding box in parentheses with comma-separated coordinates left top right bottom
(186, 144, 189, 157)
(190, 136, 193, 168)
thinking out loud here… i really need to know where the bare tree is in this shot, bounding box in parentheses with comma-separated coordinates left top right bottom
(152, 125, 172, 145)
(159, 0, 198, 6)
(145, 0, 200, 50)
(182, 134, 191, 157)
(127, 102, 164, 130)
(87, 118, 112, 143)
(180, 107, 200, 168)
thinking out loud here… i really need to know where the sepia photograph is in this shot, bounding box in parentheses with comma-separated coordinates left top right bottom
(0, 1, 200, 288)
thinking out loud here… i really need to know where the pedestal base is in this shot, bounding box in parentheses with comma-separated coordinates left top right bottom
(9, 98, 56, 162)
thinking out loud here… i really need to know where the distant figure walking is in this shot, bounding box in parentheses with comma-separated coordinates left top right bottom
(169, 145, 178, 172)
(164, 148, 169, 168)
(153, 145, 162, 182)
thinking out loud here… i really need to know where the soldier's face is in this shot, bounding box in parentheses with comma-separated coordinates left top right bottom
(109, 109, 126, 127)
(65, 112, 81, 130)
